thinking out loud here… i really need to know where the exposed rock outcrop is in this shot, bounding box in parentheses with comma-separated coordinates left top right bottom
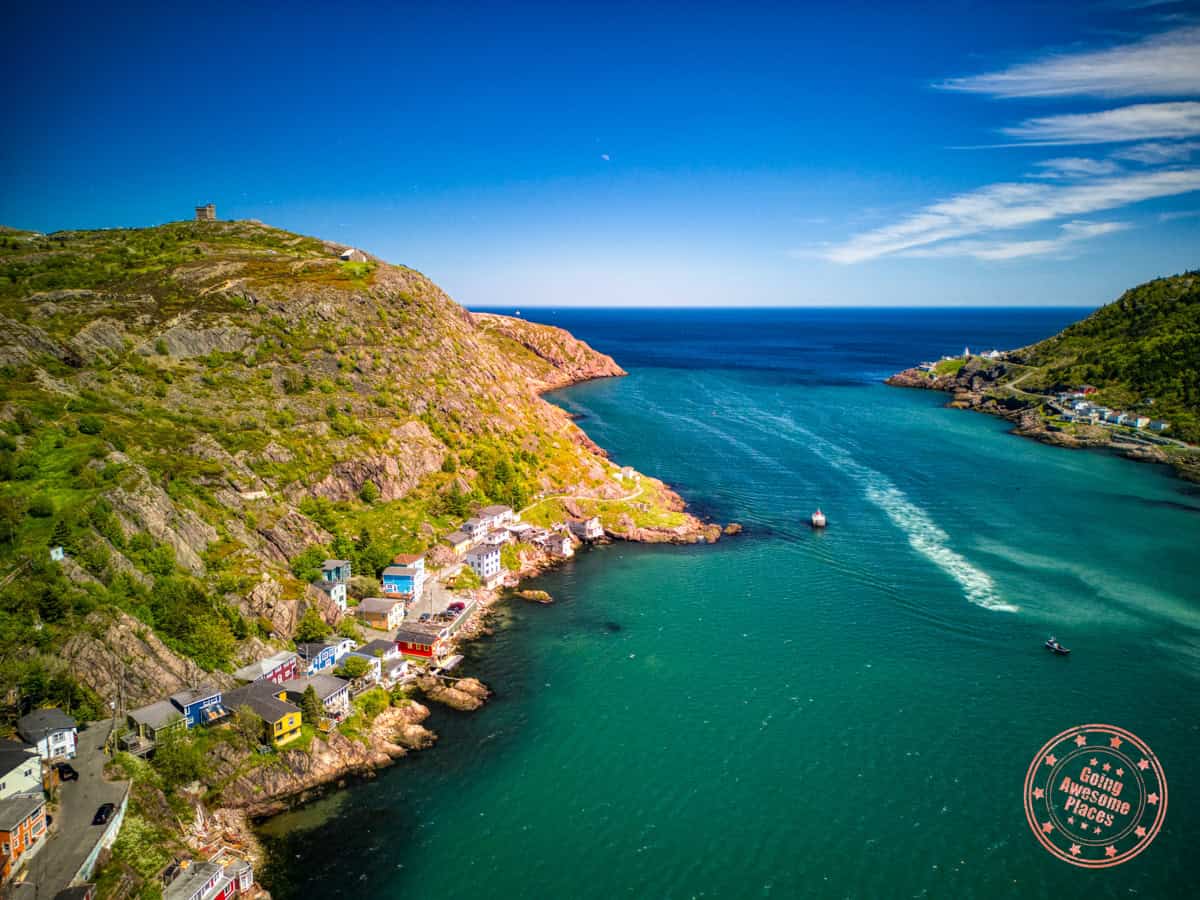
(62, 610, 235, 706)
(107, 466, 219, 575)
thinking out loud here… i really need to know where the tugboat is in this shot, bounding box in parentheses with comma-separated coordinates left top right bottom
(810, 508, 827, 528)
(1045, 636, 1071, 655)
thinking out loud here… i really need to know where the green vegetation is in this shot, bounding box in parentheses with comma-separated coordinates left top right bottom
(1009, 271, 1200, 442)
(0, 216, 660, 732)
(933, 357, 967, 376)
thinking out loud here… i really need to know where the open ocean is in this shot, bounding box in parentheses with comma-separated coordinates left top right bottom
(259, 308, 1200, 899)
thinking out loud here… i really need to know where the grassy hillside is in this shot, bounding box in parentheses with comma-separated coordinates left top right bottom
(0, 219, 695, 724)
(1009, 271, 1200, 442)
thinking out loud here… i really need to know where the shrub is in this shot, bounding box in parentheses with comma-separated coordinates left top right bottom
(359, 481, 380, 504)
(294, 607, 332, 642)
(28, 494, 55, 518)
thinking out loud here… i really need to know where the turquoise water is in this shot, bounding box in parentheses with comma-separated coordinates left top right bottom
(261, 310, 1200, 898)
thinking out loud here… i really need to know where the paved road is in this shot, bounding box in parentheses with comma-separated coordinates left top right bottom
(15, 723, 129, 898)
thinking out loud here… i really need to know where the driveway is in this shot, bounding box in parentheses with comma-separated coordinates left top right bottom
(14, 723, 130, 897)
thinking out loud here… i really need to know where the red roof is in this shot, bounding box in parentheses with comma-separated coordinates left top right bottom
(393, 553, 423, 565)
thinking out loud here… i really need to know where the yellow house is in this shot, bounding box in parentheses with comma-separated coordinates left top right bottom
(443, 530, 472, 555)
(224, 685, 302, 746)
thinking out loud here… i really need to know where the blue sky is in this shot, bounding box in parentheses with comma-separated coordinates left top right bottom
(2, 1, 1198, 307)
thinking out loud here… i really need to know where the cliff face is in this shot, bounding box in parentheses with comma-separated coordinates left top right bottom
(0, 220, 715, 711)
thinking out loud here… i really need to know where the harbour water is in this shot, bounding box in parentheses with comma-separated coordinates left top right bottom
(260, 308, 1200, 899)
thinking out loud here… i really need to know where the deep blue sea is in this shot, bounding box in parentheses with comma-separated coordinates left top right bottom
(260, 308, 1200, 899)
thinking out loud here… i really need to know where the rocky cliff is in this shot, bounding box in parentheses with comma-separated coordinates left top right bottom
(0, 219, 718, 715)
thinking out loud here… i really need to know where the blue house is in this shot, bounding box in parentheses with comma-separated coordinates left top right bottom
(381, 565, 424, 600)
(321, 559, 352, 583)
(169, 686, 228, 728)
(297, 642, 340, 675)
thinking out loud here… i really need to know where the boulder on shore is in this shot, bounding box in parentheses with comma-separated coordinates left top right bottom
(516, 589, 553, 604)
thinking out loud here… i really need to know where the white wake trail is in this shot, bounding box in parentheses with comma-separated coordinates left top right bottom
(724, 401, 1017, 613)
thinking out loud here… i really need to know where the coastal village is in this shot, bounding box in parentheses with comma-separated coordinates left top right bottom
(0, 501, 607, 899)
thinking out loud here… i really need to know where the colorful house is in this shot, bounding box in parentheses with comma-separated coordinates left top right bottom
(443, 531, 472, 555)
(320, 559, 352, 583)
(1149, 420, 1170, 432)
(0, 792, 46, 881)
(358, 597, 406, 631)
(170, 687, 229, 729)
(222, 684, 302, 747)
(297, 642, 340, 675)
(232, 650, 299, 685)
(163, 855, 255, 900)
(464, 544, 502, 586)
(0, 744, 41, 801)
(381, 565, 424, 600)
(123, 701, 186, 754)
(280, 675, 351, 720)
(394, 627, 446, 662)
(17, 709, 78, 761)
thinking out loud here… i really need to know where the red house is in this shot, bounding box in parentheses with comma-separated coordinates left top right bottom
(232, 650, 299, 685)
(394, 627, 445, 661)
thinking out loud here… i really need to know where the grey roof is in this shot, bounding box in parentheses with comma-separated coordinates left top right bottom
(17, 708, 77, 742)
(381, 565, 419, 577)
(0, 792, 44, 830)
(465, 544, 499, 560)
(359, 597, 402, 614)
(479, 505, 512, 516)
(170, 685, 220, 707)
(280, 674, 349, 701)
(232, 650, 297, 682)
(356, 639, 398, 657)
(0, 740, 38, 774)
(322, 559, 351, 569)
(128, 700, 184, 731)
(223, 684, 299, 723)
(310, 579, 339, 596)
(164, 861, 223, 900)
(296, 641, 334, 658)
(444, 530, 471, 544)
(394, 627, 441, 645)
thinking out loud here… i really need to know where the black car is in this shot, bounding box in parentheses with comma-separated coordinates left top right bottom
(92, 802, 115, 825)
(56, 763, 79, 781)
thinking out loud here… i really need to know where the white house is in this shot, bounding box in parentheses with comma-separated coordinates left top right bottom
(0, 744, 42, 800)
(17, 709, 77, 761)
(477, 505, 517, 529)
(1129, 416, 1150, 429)
(464, 544, 502, 586)
(567, 516, 604, 541)
(311, 579, 347, 611)
(339, 248, 367, 263)
(1149, 420, 1170, 432)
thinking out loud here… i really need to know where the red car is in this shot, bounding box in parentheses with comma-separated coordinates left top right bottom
(447, 602, 466, 613)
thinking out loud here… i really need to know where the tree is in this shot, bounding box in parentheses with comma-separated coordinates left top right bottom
(441, 454, 457, 473)
(338, 655, 370, 680)
(337, 618, 362, 640)
(28, 494, 54, 518)
(359, 481, 379, 504)
(0, 495, 28, 544)
(300, 685, 323, 723)
(49, 518, 71, 550)
(152, 728, 206, 790)
(232, 705, 263, 746)
(294, 607, 331, 643)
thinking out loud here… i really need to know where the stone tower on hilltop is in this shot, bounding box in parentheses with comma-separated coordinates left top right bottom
(195, 203, 216, 221)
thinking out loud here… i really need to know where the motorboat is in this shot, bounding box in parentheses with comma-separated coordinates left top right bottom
(1045, 637, 1071, 655)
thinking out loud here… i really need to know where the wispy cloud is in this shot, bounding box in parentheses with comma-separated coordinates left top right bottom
(999, 101, 1200, 145)
(938, 26, 1200, 98)
(1112, 139, 1200, 162)
(1028, 157, 1121, 179)
(902, 220, 1132, 261)
(825, 168, 1200, 263)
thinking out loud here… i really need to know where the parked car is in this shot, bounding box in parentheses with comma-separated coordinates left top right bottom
(55, 762, 79, 781)
(92, 802, 116, 825)
(419, 613, 431, 622)
(447, 601, 466, 612)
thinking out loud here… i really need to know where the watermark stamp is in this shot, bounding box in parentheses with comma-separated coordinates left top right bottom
(1024, 723, 1166, 868)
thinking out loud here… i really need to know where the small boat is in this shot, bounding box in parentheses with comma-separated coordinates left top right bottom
(1045, 637, 1071, 655)
(810, 508, 827, 528)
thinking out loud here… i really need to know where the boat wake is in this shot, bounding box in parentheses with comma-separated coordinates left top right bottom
(715, 399, 1017, 613)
